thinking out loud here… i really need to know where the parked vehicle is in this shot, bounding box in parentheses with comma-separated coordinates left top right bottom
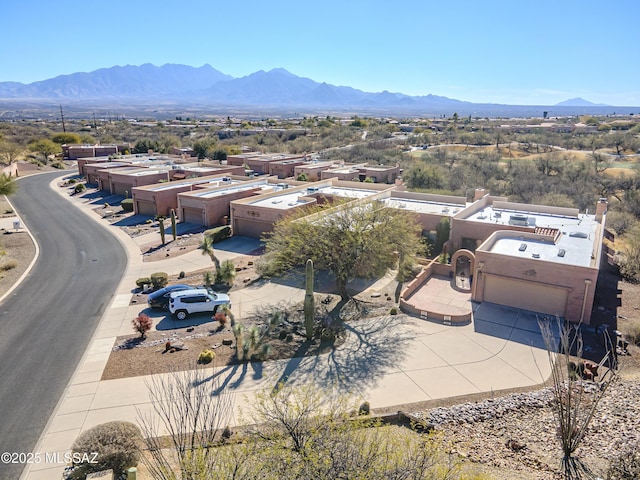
(147, 284, 192, 309)
(168, 288, 231, 320)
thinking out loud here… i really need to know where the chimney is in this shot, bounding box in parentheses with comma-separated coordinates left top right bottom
(474, 188, 489, 201)
(595, 198, 608, 222)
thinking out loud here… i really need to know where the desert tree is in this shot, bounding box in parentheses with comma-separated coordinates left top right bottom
(259, 199, 422, 300)
(137, 365, 234, 480)
(51, 132, 81, 144)
(200, 235, 221, 270)
(28, 138, 61, 164)
(618, 223, 640, 282)
(241, 382, 481, 480)
(0, 139, 22, 165)
(538, 317, 619, 479)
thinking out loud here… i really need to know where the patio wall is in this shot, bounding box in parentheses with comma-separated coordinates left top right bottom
(399, 260, 471, 324)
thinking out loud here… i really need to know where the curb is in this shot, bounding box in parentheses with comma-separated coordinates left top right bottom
(20, 173, 139, 480)
(0, 177, 41, 305)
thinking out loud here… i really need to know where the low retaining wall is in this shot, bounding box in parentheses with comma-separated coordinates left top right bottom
(399, 260, 471, 325)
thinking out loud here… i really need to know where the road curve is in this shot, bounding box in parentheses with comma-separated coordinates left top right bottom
(0, 172, 127, 479)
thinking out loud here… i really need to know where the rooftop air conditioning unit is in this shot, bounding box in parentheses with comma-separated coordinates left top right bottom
(277, 183, 289, 189)
(306, 187, 319, 193)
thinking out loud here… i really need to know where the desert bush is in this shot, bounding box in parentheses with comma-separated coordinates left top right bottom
(204, 225, 232, 244)
(73, 183, 86, 194)
(0, 259, 18, 271)
(178, 271, 185, 279)
(358, 400, 371, 415)
(197, 349, 216, 365)
(215, 259, 236, 286)
(135, 277, 151, 290)
(390, 307, 398, 315)
(67, 178, 76, 184)
(50, 161, 65, 169)
(132, 313, 152, 338)
(150, 272, 168, 290)
(121, 198, 134, 212)
(621, 319, 640, 346)
(69, 421, 142, 480)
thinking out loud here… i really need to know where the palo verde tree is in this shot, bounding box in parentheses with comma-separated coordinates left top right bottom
(259, 200, 422, 300)
(28, 138, 61, 164)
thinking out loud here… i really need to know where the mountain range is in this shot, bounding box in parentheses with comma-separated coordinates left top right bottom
(0, 63, 633, 117)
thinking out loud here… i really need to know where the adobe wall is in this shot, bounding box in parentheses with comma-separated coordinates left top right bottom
(473, 247, 598, 323)
(132, 184, 193, 216)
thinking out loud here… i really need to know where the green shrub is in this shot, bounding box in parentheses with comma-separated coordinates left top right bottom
(204, 225, 232, 244)
(178, 271, 185, 279)
(215, 259, 236, 286)
(145, 218, 153, 224)
(70, 421, 142, 480)
(1, 259, 18, 271)
(150, 272, 169, 290)
(68, 178, 77, 184)
(197, 349, 216, 365)
(50, 161, 65, 169)
(121, 198, 134, 212)
(73, 183, 86, 194)
(390, 307, 398, 315)
(136, 277, 151, 289)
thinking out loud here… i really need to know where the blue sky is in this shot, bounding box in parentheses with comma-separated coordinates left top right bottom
(2, 0, 639, 105)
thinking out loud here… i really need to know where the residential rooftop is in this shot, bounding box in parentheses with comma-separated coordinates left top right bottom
(384, 198, 466, 216)
(479, 213, 600, 267)
(246, 184, 379, 209)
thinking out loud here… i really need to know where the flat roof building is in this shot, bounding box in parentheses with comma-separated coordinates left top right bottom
(230, 179, 393, 238)
(131, 174, 251, 217)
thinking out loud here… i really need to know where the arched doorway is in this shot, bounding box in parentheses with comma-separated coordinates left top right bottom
(450, 249, 475, 292)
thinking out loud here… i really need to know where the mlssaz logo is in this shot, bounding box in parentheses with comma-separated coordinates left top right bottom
(523, 269, 537, 277)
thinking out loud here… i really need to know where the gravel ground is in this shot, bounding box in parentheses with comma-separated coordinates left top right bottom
(410, 358, 640, 479)
(0, 196, 36, 296)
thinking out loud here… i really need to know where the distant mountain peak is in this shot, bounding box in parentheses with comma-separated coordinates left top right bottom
(268, 67, 294, 76)
(555, 97, 608, 107)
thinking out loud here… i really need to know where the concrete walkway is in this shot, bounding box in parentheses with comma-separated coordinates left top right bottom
(22, 180, 553, 479)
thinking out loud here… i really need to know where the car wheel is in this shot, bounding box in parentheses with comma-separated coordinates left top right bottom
(176, 310, 188, 321)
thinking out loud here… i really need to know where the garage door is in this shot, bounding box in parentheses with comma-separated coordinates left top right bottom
(182, 207, 204, 225)
(482, 275, 568, 317)
(234, 219, 272, 238)
(136, 200, 156, 216)
(112, 183, 130, 196)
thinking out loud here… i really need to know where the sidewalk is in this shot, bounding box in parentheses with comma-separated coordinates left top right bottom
(23, 179, 553, 479)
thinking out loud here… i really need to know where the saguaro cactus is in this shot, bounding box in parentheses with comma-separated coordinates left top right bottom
(304, 259, 315, 339)
(159, 218, 166, 245)
(170, 209, 177, 241)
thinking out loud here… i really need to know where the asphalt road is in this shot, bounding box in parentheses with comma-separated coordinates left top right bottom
(0, 172, 127, 479)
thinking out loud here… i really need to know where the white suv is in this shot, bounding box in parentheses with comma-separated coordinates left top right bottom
(168, 288, 231, 320)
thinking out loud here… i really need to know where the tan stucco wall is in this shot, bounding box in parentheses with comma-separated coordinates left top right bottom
(472, 247, 598, 323)
(179, 187, 263, 227)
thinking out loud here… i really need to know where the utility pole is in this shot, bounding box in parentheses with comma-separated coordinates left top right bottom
(60, 105, 66, 132)
(93, 112, 98, 131)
